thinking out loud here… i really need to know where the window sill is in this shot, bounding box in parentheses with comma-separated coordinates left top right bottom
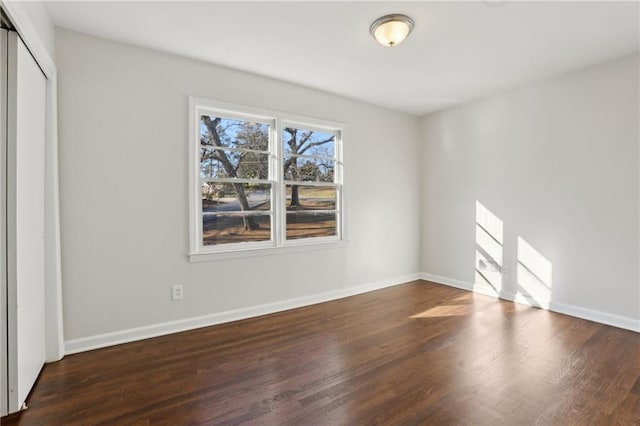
(188, 239, 349, 263)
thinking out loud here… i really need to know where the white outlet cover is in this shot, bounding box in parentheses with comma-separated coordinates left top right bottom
(171, 285, 183, 300)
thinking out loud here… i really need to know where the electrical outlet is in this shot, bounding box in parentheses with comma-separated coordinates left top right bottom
(171, 285, 183, 301)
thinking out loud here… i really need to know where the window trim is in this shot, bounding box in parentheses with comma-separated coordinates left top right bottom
(188, 97, 347, 261)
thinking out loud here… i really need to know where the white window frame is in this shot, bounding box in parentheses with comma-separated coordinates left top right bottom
(189, 97, 347, 262)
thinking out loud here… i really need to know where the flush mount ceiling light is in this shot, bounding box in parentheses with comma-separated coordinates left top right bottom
(370, 14, 414, 47)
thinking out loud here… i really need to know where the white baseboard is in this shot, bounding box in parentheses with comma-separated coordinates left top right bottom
(549, 300, 639, 332)
(420, 272, 514, 300)
(64, 273, 422, 355)
(420, 272, 639, 333)
(419, 272, 473, 292)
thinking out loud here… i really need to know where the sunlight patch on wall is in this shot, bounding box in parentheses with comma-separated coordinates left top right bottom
(516, 237, 553, 308)
(474, 201, 503, 295)
(476, 200, 503, 244)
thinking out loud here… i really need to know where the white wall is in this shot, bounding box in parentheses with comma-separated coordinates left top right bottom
(421, 54, 640, 330)
(55, 29, 422, 348)
(55, 26, 639, 351)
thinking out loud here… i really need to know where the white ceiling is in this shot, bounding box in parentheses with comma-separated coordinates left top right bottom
(45, 1, 639, 115)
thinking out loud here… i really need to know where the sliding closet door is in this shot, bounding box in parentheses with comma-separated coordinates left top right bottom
(0, 28, 8, 417)
(5, 30, 47, 414)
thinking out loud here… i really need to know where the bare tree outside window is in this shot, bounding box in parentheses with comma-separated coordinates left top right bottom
(283, 126, 338, 240)
(200, 115, 272, 244)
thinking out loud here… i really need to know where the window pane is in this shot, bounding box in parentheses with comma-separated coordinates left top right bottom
(284, 156, 334, 182)
(202, 183, 271, 212)
(201, 148, 269, 180)
(203, 214, 271, 246)
(282, 127, 335, 158)
(201, 115, 269, 151)
(286, 212, 336, 240)
(285, 185, 336, 211)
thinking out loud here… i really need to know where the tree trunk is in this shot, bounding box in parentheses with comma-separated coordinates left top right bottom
(201, 117, 260, 231)
(232, 182, 260, 230)
(290, 185, 300, 207)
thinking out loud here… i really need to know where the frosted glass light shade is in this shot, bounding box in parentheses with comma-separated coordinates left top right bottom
(370, 14, 414, 47)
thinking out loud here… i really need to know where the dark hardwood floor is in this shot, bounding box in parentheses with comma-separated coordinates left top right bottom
(3, 280, 640, 425)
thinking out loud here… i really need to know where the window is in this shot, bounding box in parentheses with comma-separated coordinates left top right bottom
(189, 98, 345, 260)
(283, 124, 340, 241)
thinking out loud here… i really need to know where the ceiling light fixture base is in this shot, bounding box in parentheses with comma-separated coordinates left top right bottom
(370, 14, 415, 47)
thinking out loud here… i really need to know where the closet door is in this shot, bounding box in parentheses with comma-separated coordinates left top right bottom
(5, 30, 47, 414)
(0, 28, 8, 417)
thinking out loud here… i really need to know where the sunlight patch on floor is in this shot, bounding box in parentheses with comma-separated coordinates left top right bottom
(411, 304, 473, 318)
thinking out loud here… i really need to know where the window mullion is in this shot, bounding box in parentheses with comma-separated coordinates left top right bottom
(201, 145, 270, 155)
(283, 181, 339, 188)
(285, 152, 335, 161)
(200, 177, 273, 185)
(336, 130, 344, 240)
(275, 118, 285, 247)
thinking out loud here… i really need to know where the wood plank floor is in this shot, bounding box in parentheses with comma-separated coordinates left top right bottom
(3, 281, 640, 425)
